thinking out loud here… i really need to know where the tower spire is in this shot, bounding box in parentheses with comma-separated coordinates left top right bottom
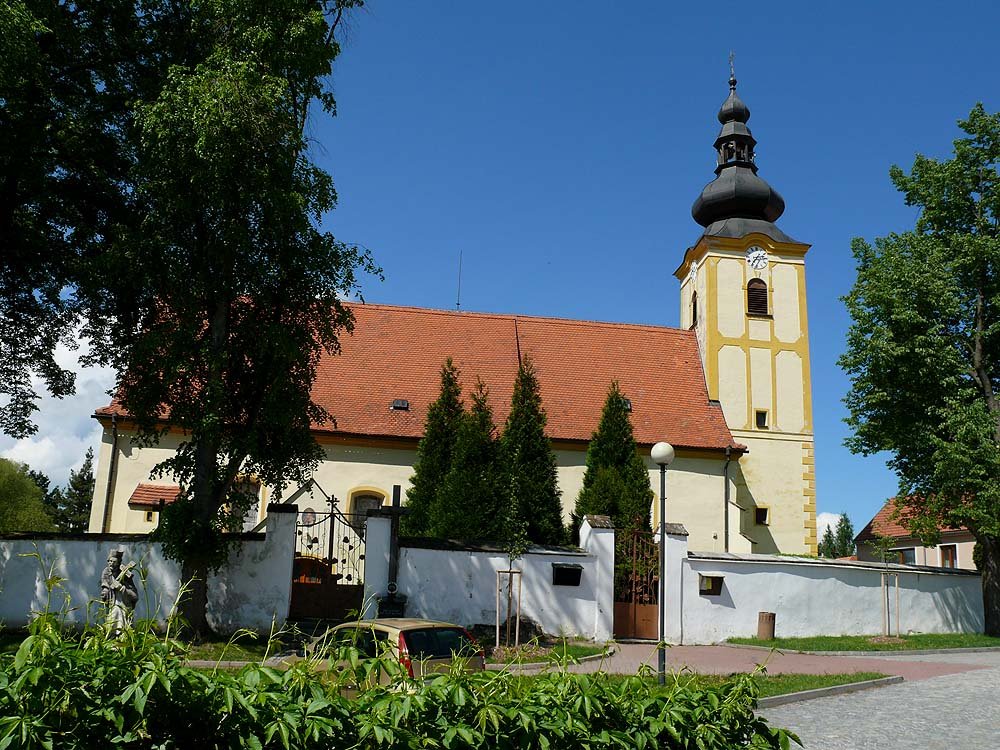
(691, 67, 786, 234)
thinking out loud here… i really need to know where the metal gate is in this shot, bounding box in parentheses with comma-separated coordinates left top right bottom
(613, 530, 660, 640)
(289, 505, 366, 621)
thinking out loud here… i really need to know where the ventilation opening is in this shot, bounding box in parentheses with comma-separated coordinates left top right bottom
(623, 398, 632, 412)
(755, 507, 769, 526)
(747, 279, 769, 316)
(699, 575, 724, 596)
(755, 410, 769, 429)
(390, 399, 410, 411)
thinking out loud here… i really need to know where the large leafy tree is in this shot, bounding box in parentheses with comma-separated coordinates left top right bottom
(0, 0, 140, 438)
(402, 359, 464, 536)
(499, 358, 565, 546)
(432, 378, 504, 540)
(840, 104, 1000, 634)
(572, 381, 653, 538)
(69, 0, 373, 636)
(0, 458, 54, 533)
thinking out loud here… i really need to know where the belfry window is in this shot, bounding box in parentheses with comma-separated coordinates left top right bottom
(747, 279, 768, 316)
(691, 291, 698, 327)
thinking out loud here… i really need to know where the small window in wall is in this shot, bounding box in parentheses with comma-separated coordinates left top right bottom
(145, 511, 155, 523)
(351, 493, 386, 518)
(691, 291, 698, 327)
(755, 410, 769, 429)
(894, 547, 916, 565)
(754, 507, 769, 526)
(747, 279, 769, 316)
(699, 575, 724, 596)
(940, 544, 957, 568)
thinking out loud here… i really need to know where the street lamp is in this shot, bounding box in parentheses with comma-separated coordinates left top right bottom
(651, 440, 675, 686)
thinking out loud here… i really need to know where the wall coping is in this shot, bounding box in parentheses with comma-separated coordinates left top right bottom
(688, 550, 981, 577)
(0, 531, 267, 543)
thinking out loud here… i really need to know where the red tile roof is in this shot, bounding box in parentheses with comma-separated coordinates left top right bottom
(98, 303, 740, 452)
(855, 497, 967, 542)
(127, 483, 180, 509)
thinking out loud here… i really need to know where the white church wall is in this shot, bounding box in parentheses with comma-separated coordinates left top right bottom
(364, 517, 615, 641)
(1, 507, 296, 634)
(644, 454, 730, 554)
(664, 542, 984, 643)
(311, 441, 418, 513)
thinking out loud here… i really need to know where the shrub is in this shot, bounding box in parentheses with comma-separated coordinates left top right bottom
(0, 616, 799, 749)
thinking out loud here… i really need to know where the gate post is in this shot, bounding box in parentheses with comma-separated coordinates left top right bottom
(362, 515, 391, 619)
(662, 523, 688, 644)
(580, 515, 615, 642)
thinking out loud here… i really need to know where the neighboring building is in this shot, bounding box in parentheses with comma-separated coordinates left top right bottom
(87, 73, 818, 556)
(854, 498, 977, 570)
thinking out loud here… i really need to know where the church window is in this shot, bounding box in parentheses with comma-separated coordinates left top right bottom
(351, 492, 385, 518)
(747, 279, 768, 316)
(754, 507, 769, 526)
(691, 291, 698, 327)
(755, 409, 769, 429)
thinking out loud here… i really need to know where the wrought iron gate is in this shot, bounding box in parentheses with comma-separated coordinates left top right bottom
(289, 505, 366, 621)
(613, 530, 660, 639)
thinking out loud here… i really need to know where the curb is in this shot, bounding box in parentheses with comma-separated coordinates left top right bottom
(757, 675, 904, 709)
(487, 645, 617, 671)
(724, 643, 1000, 657)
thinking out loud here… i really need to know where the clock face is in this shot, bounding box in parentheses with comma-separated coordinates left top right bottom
(745, 246, 768, 270)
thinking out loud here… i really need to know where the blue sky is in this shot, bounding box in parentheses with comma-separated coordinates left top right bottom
(4, 1, 998, 535)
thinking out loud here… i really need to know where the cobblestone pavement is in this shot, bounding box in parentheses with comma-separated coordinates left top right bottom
(761, 651, 1000, 749)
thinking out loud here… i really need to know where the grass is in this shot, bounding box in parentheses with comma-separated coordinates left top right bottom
(488, 640, 609, 664)
(675, 672, 888, 698)
(729, 632, 1000, 652)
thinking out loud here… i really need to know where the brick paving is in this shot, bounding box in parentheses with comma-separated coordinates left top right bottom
(760, 651, 1000, 749)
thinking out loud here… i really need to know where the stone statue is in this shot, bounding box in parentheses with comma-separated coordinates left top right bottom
(100, 549, 138, 634)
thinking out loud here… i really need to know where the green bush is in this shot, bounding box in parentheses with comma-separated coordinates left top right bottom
(0, 616, 799, 749)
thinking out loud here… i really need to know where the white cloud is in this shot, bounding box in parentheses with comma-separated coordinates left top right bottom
(816, 512, 839, 540)
(0, 338, 116, 488)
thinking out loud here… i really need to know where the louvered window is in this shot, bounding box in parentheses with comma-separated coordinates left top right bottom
(747, 279, 768, 316)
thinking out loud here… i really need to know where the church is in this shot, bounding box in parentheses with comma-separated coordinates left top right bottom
(87, 73, 818, 557)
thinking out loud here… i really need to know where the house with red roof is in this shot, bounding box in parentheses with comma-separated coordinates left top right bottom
(87, 74, 819, 558)
(855, 498, 977, 570)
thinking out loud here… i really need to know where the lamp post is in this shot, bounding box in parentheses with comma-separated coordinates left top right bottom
(650, 441, 675, 686)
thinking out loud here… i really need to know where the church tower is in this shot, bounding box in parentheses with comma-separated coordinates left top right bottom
(675, 71, 816, 554)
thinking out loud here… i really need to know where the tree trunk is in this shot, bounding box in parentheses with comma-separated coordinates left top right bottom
(981, 535, 1000, 637)
(179, 557, 211, 641)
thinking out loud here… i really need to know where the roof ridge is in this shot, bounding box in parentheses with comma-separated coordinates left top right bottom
(351, 301, 693, 336)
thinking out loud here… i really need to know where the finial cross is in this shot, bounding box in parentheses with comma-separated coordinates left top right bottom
(729, 51, 735, 78)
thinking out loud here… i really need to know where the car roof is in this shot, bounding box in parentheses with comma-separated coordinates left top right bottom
(331, 618, 462, 632)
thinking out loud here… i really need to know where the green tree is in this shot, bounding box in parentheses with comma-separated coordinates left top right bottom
(402, 359, 464, 536)
(818, 512, 855, 558)
(572, 382, 653, 538)
(432, 378, 504, 540)
(71, 0, 373, 636)
(499, 358, 565, 546)
(840, 103, 1000, 634)
(0, 458, 54, 533)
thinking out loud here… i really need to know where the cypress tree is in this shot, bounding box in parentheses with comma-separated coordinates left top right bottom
(499, 357, 565, 546)
(432, 379, 503, 540)
(402, 359, 463, 535)
(572, 382, 653, 537)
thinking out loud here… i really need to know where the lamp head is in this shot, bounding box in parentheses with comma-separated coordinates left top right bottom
(651, 441, 675, 467)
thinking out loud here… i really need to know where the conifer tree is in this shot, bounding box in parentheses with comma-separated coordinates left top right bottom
(572, 382, 653, 537)
(818, 523, 837, 558)
(402, 359, 463, 535)
(432, 379, 504, 540)
(499, 358, 565, 545)
(833, 513, 856, 558)
(60, 448, 96, 533)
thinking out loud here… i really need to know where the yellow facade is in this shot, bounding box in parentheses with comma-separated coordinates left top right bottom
(675, 232, 817, 554)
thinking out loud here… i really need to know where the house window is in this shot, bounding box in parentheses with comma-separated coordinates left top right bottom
(755, 409, 769, 429)
(894, 547, 916, 565)
(940, 544, 957, 568)
(747, 279, 769, 316)
(754, 507, 769, 526)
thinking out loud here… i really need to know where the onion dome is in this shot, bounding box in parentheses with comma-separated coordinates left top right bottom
(691, 73, 785, 230)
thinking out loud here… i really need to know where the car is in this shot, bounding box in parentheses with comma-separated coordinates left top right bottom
(308, 618, 486, 681)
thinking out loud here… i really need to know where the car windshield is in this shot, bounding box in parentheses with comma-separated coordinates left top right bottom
(402, 627, 478, 659)
(334, 627, 387, 658)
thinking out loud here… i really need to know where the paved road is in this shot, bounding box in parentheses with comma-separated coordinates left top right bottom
(761, 651, 1000, 749)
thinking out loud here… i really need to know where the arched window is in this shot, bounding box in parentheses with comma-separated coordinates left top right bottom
(350, 492, 385, 518)
(747, 279, 768, 316)
(691, 291, 698, 327)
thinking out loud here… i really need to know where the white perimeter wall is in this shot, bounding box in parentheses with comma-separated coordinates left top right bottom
(664, 538, 984, 643)
(0, 508, 296, 634)
(365, 517, 615, 641)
